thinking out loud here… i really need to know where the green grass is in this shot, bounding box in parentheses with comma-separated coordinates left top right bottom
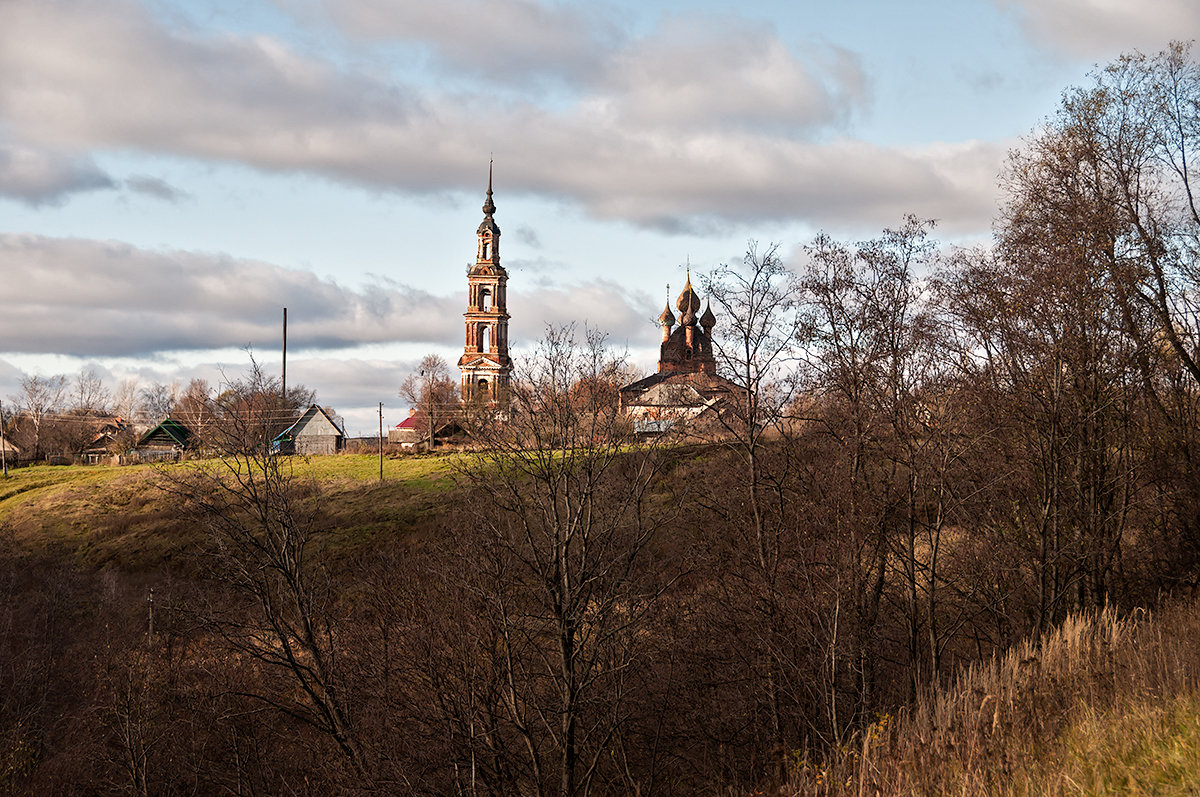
(0, 462, 130, 505)
(1033, 693, 1200, 795)
(0, 453, 467, 570)
(289, 452, 459, 489)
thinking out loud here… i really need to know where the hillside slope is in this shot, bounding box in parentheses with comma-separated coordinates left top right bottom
(0, 454, 460, 571)
(787, 598, 1200, 796)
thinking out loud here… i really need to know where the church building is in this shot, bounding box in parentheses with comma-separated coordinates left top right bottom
(619, 274, 740, 434)
(457, 164, 512, 402)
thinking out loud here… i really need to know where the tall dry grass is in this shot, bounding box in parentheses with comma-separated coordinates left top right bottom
(784, 596, 1200, 796)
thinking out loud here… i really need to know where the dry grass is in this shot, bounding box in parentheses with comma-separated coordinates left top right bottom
(785, 599, 1200, 796)
(0, 454, 464, 569)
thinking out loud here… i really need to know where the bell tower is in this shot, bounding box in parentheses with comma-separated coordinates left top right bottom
(458, 162, 512, 402)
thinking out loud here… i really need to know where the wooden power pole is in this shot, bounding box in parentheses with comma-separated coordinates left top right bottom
(378, 402, 384, 482)
(282, 307, 288, 400)
(0, 399, 7, 477)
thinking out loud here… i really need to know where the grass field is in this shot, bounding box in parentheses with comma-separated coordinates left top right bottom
(0, 453, 464, 570)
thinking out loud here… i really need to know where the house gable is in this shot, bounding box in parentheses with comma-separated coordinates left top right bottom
(137, 419, 192, 449)
(273, 405, 345, 455)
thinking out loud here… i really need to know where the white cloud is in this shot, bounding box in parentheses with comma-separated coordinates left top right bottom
(288, 0, 623, 85)
(0, 139, 115, 205)
(600, 17, 868, 134)
(513, 279, 656, 347)
(0, 0, 1002, 236)
(998, 0, 1200, 60)
(0, 234, 461, 357)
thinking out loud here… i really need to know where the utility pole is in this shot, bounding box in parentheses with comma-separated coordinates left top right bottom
(378, 402, 384, 482)
(282, 307, 288, 401)
(0, 399, 7, 477)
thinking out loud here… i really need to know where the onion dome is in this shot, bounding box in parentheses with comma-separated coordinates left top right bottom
(700, 301, 716, 329)
(658, 302, 676, 328)
(676, 272, 701, 315)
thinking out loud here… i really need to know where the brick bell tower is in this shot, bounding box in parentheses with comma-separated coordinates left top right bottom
(458, 162, 512, 402)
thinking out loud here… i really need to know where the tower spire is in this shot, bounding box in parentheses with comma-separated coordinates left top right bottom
(482, 158, 496, 217)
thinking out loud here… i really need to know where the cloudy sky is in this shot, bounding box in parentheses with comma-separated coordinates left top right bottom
(2, 0, 1197, 434)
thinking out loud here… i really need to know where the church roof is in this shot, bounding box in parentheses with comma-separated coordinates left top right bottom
(676, 273, 701, 315)
(620, 370, 740, 399)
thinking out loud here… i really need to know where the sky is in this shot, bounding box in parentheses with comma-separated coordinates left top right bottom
(1, 0, 1198, 435)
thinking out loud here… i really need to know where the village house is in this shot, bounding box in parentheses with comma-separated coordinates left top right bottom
(272, 404, 346, 455)
(0, 437, 19, 467)
(133, 418, 194, 462)
(83, 417, 130, 464)
(388, 408, 463, 449)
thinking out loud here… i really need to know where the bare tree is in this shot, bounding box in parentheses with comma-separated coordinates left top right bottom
(947, 120, 1145, 632)
(162, 360, 377, 788)
(11, 374, 67, 460)
(706, 242, 802, 558)
(1059, 42, 1200, 389)
(455, 325, 676, 797)
(798, 221, 938, 731)
(72, 366, 111, 415)
(172, 379, 214, 447)
(990, 43, 1200, 599)
(399, 354, 458, 449)
(701, 242, 802, 779)
(113, 378, 140, 421)
(138, 382, 177, 422)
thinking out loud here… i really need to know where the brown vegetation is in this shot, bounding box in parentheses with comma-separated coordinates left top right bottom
(785, 597, 1200, 795)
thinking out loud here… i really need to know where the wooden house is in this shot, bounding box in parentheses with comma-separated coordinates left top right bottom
(388, 409, 463, 449)
(134, 418, 193, 462)
(0, 437, 20, 465)
(84, 417, 129, 464)
(272, 405, 345, 455)
(389, 410, 426, 448)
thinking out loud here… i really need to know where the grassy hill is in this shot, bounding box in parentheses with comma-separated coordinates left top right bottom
(0, 454, 461, 571)
(6, 452, 1200, 795)
(786, 598, 1200, 796)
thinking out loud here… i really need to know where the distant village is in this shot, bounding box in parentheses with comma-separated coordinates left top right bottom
(1, 171, 739, 469)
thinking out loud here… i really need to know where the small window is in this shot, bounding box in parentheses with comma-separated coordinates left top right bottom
(480, 288, 492, 311)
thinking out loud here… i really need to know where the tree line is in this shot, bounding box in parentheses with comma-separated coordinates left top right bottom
(2, 367, 318, 462)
